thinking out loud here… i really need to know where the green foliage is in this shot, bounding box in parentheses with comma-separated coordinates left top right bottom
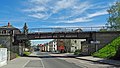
(64, 39, 72, 52)
(23, 52, 31, 56)
(107, 1, 120, 30)
(25, 40, 31, 47)
(92, 36, 120, 58)
(0, 44, 4, 48)
(74, 49, 81, 55)
(10, 52, 20, 60)
(15, 53, 20, 58)
(99, 29, 107, 32)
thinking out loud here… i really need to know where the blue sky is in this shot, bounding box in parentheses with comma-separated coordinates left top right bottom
(0, 0, 116, 45)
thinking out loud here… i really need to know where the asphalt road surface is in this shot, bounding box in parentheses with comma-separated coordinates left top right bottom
(35, 52, 81, 68)
(28, 51, 117, 68)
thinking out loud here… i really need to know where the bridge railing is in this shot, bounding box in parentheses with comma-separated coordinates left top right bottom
(25, 26, 107, 33)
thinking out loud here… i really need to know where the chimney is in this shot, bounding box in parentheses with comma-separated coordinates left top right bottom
(8, 22, 10, 27)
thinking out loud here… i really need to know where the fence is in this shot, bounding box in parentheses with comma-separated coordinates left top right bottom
(21, 26, 107, 33)
(0, 48, 7, 67)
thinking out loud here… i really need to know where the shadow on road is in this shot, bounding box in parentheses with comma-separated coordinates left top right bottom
(23, 55, 85, 58)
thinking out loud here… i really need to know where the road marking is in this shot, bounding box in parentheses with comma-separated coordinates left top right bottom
(41, 59, 45, 68)
(23, 60, 30, 67)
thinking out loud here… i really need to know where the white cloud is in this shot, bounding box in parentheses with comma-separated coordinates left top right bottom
(31, 39, 53, 45)
(29, 0, 50, 5)
(46, 25, 84, 28)
(25, 0, 90, 19)
(23, 6, 47, 12)
(29, 13, 47, 19)
(54, 1, 92, 20)
(22, 0, 110, 23)
(53, 1, 91, 19)
(56, 9, 108, 23)
(53, 0, 76, 13)
(89, 2, 108, 10)
(31, 39, 53, 42)
(65, 17, 92, 23)
(87, 10, 108, 18)
(54, 17, 92, 23)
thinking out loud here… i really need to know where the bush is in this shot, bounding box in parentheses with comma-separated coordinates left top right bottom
(74, 49, 81, 55)
(23, 52, 31, 56)
(0, 44, 4, 48)
(10, 52, 19, 60)
(15, 53, 20, 58)
(92, 36, 120, 59)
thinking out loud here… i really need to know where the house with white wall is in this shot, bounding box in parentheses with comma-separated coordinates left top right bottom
(48, 39, 57, 52)
(71, 39, 86, 52)
(53, 39, 57, 51)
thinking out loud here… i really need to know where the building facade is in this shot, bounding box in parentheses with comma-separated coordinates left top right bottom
(70, 39, 86, 52)
(48, 39, 57, 52)
(0, 22, 21, 60)
(52, 39, 57, 52)
(57, 39, 65, 53)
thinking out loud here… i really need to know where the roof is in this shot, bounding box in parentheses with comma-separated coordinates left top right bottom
(0, 23, 19, 30)
(1, 25, 14, 28)
(0, 23, 21, 33)
(0, 26, 20, 31)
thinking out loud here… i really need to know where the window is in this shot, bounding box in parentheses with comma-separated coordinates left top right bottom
(2, 30, 7, 34)
(75, 47, 77, 49)
(75, 40, 77, 43)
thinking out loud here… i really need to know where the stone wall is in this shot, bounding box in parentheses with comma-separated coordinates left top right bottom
(81, 32, 120, 55)
(0, 35, 11, 49)
(0, 35, 19, 60)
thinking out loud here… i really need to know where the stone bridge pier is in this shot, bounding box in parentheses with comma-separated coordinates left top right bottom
(81, 31, 120, 55)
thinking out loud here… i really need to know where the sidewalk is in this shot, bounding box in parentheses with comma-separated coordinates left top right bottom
(0, 57, 28, 68)
(0, 54, 41, 68)
(50, 53, 120, 67)
(76, 56, 120, 67)
(50, 53, 75, 56)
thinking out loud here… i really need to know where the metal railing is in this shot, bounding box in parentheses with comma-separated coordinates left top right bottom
(21, 26, 107, 33)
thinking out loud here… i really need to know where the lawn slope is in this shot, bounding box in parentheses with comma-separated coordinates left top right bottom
(92, 36, 120, 58)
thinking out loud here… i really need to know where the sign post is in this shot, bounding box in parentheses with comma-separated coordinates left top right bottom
(90, 41, 100, 52)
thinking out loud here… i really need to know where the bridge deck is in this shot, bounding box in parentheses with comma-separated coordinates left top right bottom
(15, 31, 120, 40)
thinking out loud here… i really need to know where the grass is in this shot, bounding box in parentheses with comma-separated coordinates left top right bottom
(92, 36, 120, 58)
(23, 52, 31, 56)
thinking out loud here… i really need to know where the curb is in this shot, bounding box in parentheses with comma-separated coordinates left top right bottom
(75, 57, 120, 67)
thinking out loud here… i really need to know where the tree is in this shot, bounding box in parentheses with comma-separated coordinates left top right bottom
(99, 27, 107, 32)
(107, 1, 120, 30)
(25, 40, 31, 48)
(23, 23, 31, 47)
(64, 39, 72, 52)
